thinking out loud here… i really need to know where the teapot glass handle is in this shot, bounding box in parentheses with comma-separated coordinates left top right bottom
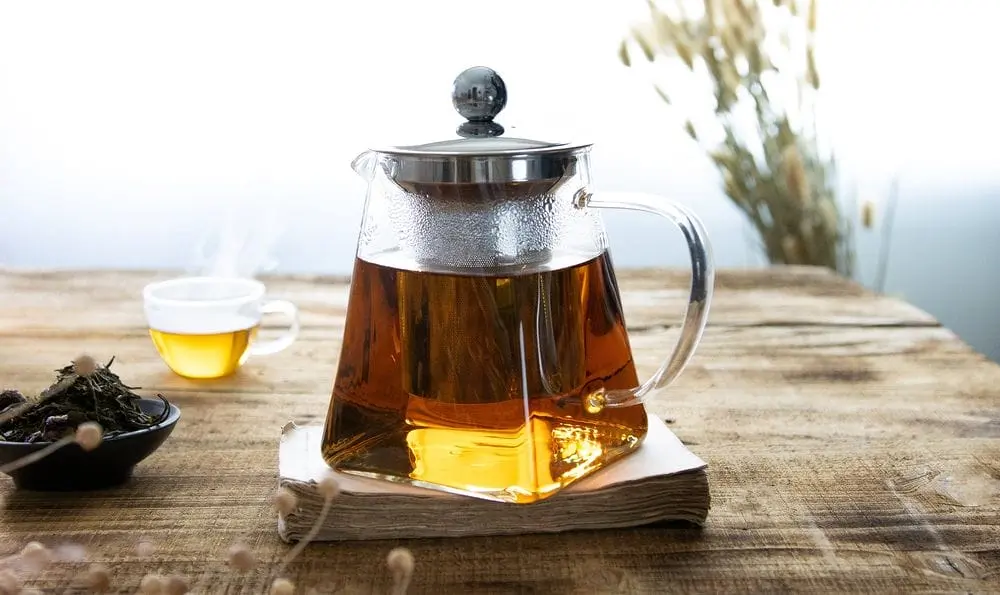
(587, 191, 715, 408)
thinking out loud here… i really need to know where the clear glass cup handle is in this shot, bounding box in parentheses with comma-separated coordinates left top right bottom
(249, 299, 300, 356)
(586, 191, 715, 408)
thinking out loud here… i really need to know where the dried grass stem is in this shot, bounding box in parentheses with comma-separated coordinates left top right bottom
(620, 0, 854, 276)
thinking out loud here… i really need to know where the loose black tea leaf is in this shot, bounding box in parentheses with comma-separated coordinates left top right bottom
(0, 357, 170, 443)
(0, 389, 27, 413)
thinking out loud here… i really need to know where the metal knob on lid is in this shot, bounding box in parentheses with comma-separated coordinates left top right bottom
(452, 66, 507, 138)
(376, 66, 591, 187)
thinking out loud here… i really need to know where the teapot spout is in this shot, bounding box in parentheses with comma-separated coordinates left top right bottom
(351, 150, 378, 181)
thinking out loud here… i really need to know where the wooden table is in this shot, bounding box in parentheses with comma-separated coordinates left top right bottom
(0, 266, 998, 594)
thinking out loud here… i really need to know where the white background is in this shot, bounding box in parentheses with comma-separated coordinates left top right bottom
(1, 0, 998, 361)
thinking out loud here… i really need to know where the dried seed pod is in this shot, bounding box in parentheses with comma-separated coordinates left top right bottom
(806, 46, 820, 88)
(54, 543, 88, 563)
(75, 422, 104, 452)
(139, 573, 166, 594)
(618, 40, 632, 67)
(72, 355, 98, 377)
(630, 27, 656, 62)
(84, 564, 112, 592)
(317, 474, 340, 500)
(272, 487, 298, 516)
(0, 569, 20, 595)
(165, 574, 189, 595)
(781, 235, 802, 263)
(20, 541, 52, 573)
(861, 201, 875, 229)
(270, 578, 295, 595)
(227, 542, 256, 572)
(387, 547, 415, 595)
(781, 145, 810, 206)
(684, 120, 698, 141)
(275, 472, 340, 576)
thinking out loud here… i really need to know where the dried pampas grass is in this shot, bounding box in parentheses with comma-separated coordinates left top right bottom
(620, 0, 857, 276)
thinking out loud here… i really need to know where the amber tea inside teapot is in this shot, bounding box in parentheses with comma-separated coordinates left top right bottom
(322, 67, 715, 504)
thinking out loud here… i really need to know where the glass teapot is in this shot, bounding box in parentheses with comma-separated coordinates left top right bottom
(321, 66, 714, 504)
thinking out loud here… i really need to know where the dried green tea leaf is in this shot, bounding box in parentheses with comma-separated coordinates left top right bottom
(0, 358, 170, 443)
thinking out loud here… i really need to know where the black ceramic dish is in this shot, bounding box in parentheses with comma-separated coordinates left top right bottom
(0, 398, 180, 491)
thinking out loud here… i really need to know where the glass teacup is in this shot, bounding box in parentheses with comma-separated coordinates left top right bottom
(142, 276, 299, 379)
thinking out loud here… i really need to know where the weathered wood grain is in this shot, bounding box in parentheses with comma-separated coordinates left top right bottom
(0, 266, 998, 594)
(0, 325, 986, 398)
(0, 267, 938, 340)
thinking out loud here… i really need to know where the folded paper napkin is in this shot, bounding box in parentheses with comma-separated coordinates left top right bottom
(276, 415, 710, 542)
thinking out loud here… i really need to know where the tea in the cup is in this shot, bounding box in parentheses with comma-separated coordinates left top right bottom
(148, 325, 259, 379)
(143, 277, 299, 379)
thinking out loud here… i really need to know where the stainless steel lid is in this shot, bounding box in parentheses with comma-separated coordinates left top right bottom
(374, 66, 591, 186)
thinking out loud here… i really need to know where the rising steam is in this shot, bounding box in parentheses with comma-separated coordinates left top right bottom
(191, 201, 285, 279)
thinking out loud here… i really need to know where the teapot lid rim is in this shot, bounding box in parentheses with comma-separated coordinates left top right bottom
(374, 143, 591, 186)
(367, 66, 594, 185)
(370, 138, 593, 158)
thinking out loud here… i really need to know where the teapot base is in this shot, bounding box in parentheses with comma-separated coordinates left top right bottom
(322, 397, 648, 504)
(322, 250, 649, 504)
